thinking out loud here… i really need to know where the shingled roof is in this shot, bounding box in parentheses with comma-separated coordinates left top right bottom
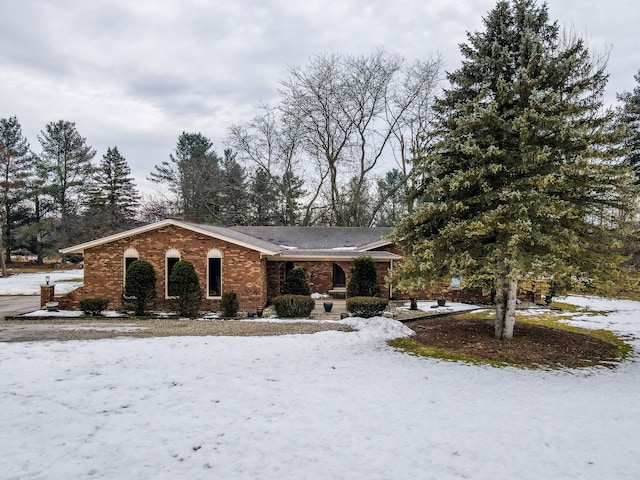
(60, 219, 398, 261)
(230, 226, 393, 250)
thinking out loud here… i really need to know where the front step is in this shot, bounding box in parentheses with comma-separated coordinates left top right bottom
(309, 312, 343, 321)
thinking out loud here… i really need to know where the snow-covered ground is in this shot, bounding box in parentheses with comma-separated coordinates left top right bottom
(1, 296, 639, 479)
(0, 269, 84, 295)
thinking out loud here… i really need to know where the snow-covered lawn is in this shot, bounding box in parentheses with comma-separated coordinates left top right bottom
(0, 269, 84, 295)
(1, 296, 639, 479)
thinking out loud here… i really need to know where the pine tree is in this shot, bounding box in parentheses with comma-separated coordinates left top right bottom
(36, 120, 96, 252)
(375, 169, 407, 226)
(0, 116, 33, 263)
(617, 70, 640, 183)
(249, 167, 280, 225)
(85, 146, 140, 236)
(218, 149, 249, 225)
(393, 0, 636, 340)
(148, 132, 222, 222)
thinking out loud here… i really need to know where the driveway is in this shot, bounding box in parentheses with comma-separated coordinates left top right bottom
(0, 296, 40, 317)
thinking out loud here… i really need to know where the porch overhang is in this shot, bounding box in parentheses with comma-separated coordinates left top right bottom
(264, 250, 401, 262)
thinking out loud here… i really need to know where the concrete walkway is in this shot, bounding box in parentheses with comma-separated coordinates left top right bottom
(0, 296, 40, 318)
(311, 299, 347, 320)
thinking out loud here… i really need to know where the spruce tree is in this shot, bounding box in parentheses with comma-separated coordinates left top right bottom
(0, 116, 33, 263)
(36, 120, 96, 252)
(148, 132, 223, 223)
(393, 0, 636, 340)
(85, 146, 140, 236)
(617, 70, 640, 183)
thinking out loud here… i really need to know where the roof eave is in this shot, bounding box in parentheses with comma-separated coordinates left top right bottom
(356, 239, 394, 251)
(265, 251, 401, 262)
(59, 219, 279, 255)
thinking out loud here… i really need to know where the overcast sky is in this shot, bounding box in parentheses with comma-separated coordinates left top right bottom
(2, 0, 638, 196)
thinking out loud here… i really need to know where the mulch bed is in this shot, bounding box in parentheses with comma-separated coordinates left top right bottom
(404, 314, 623, 368)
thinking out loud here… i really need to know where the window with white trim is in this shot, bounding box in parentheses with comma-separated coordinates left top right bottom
(123, 247, 139, 284)
(166, 248, 181, 298)
(207, 249, 222, 298)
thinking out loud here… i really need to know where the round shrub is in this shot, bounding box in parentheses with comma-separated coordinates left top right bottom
(347, 257, 380, 298)
(284, 267, 310, 295)
(220, 292, 239, 318)
(169, 260, 203, 318)
(79, 298, 109, 316)
(123, 260, 157, 316)
(346, 296, 388, 318)
(272, 294, 315, 318)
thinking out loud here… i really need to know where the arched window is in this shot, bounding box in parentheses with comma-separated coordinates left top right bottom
(166, 248, 181, 298)
(123, 248, 139, 284)
(333, 264, 346, 288)
(207, 249, 223, 298)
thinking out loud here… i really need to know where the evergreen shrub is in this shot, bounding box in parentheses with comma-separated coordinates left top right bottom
(169, 260, 203, 317)
(79, 298, 109, 316)
(347, 257, 380, 297)
(284, 267, 310, 295)
(346, 296, 388, 318)
(123, 260, 156, 316)
(272, 294, 315, 318)
(220, 292, 239, 318)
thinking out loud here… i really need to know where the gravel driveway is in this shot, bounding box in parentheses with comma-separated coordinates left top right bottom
(0, 318, 352, 342)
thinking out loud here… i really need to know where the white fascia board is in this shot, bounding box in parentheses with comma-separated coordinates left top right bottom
(60, 219, 279, 255)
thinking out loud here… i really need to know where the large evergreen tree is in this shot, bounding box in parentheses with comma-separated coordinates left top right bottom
(148, 132, 222, 222)
(375, 168, 407, 226)
(217, 149, 249, 225)
(393, 0, 636, 340)
(0, 116, 33, 263)
(617, 70, 640, 183)
(84, 146, 140, 237)
(36, 120, 96, 252)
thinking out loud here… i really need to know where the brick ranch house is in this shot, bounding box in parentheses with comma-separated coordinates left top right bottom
(57, 219, 404, 313)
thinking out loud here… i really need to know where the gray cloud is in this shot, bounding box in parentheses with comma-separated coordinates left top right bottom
(1, 0, 638, 196)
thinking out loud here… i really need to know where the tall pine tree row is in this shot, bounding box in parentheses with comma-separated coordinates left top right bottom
(393, 0, 637, 340)
(0, 116, 33, 264)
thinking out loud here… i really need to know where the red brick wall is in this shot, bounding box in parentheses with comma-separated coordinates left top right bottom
(391, 280, 542, 303)
(62, 225, 268, 312)
(266, 259, 392, 300)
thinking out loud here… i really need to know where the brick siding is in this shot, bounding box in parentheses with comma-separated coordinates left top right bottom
(61, 224, 268, 313)
(266, 259, 392, 300)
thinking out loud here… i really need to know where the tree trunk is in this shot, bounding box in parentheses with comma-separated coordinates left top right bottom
(0, 227, 6, 277)
(495, 277, 518, 340)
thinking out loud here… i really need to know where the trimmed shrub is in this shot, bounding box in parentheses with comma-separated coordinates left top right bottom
(347, 256, 380, 298)
(346, 296, 388, 318)
(220, 292, 239, 318)
(272, 294, 315, 318)
(123, 260, 157, 316)
(79, 298, 109, 316)
(169, 260, 203, 317)
(284, 267, 310, 295)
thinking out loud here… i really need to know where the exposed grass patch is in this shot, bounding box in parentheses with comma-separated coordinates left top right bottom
(390, 337, 512, 368)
